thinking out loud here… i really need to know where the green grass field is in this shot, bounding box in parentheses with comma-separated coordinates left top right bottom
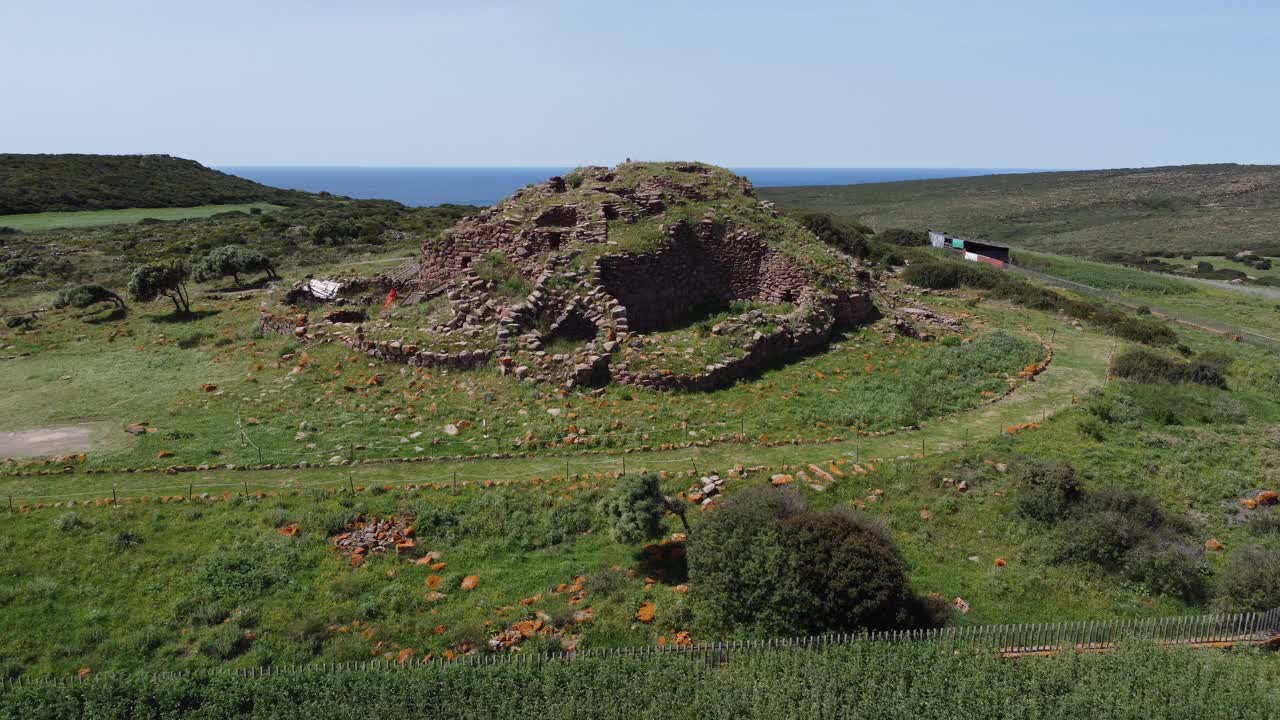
(0, 203, 283, 232)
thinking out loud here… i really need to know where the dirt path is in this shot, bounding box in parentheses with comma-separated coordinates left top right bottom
(0, 321, 1114, 500)
(0, 421, 121, 459)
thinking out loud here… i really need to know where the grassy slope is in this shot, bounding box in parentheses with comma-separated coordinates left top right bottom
(0, 203, 284, 232)
(6, 283, 1280, 675)
(758, 164, 1280, 258)
(0, 154, 308, 215)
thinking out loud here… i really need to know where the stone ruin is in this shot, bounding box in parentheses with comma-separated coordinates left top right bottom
(268, 162, 875, 391)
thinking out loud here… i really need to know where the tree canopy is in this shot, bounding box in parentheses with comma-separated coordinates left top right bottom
(128, 261, 192, 314)
(193, 244, 278, 285)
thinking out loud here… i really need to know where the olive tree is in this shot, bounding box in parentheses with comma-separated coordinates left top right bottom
(193, 244, 278, 285)
(128, 261, 192, 315)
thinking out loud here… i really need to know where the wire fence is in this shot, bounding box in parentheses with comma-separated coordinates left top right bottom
(6, 607, 1277, 687)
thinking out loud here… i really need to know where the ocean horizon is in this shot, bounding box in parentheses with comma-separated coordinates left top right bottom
(218, 166, 1045, 207)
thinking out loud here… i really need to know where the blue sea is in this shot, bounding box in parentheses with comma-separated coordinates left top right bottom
(218, 166, 1040, 208)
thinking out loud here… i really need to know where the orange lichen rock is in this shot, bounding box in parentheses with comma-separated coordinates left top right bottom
(277, 523, 300, 537)
(426, 575, 443, 589)
(1206, 538, 1224, 552)
(636, 602, 656, 624)
(460, 575, 479, 591)
(993, 557, 1007, 568)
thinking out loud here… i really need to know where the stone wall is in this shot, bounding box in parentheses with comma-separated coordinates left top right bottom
(595, 217, 813, 333)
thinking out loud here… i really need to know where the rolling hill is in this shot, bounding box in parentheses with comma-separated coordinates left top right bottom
(0, 153, 313, 215)
(759, 164, 1280, 259)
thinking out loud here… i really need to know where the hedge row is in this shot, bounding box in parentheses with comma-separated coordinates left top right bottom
(1, 643, 1274, 719)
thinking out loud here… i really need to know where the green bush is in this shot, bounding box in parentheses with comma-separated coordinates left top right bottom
(1012, 461, 1082, 523)
(1054, 511, 1145, 568)
(689, 486, 935, 636)
(1112, 348, 1227, 388)
(53, 284, 126, 310)
(599, 472, 666, 544)
(788, 210, 870, 258)
(1214, 545, 1280, 612)
(877, 228, 928, 247)
(1123, 539, 1206, 601)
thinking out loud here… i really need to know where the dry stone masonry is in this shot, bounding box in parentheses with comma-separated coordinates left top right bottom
(265, 162, 874, 391)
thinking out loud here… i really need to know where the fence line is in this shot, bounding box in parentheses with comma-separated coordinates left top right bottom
(6, 608, 1277, 687)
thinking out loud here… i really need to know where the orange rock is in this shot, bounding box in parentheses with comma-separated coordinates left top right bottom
(277, 523, 300, 537)
(993, 557, 1007, 568)
(1206, 538, 1224, 552)
(426, 575, 443, 589)
(770, 473, 794, 486)
(635, 601, 656, 624)
(77, 667, 91, 679)
(433, 625, 448, 635)
(460, 575, 479, 591)
(395, 648, 414, 664)
(157, 450, 174, 458)
(425, 591, 447, 602)
(672, 584, 689, 594)
(1257, 490, 1278, 506)
(201, 384, 217, 392)
(431, 562, 447, 572)
(350, 554, 365, 568)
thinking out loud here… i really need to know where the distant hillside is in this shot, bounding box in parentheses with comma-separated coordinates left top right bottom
(759, 164, 1280, 259)
(0, 154, 313, 215)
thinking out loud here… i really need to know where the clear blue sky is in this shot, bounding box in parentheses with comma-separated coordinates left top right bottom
(2, 1, 1277, 168)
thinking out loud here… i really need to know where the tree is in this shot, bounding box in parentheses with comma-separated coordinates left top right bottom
(128, 261, 192, 315)
(53, 284, 126, 310)
(598, 472, 690, 544)
(193, 244, 278, 285)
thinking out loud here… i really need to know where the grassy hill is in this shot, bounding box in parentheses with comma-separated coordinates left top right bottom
(759, 164, 1280, 259)
(0, 154, 311, 215)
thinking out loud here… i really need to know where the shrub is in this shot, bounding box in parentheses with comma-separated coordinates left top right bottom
(1013, 461, 1082, 523)
(599, 472, 687, 544)
(788, 210, 870, 258)
(1213, 545, 1280, 612)
(1123, 539, 1206, 601)
(53, 284, 126, 310)
(1112, 348, 1227, 388)
(1054, 511, 1145, 568)
(1245, 511, 1280, 537)
(52, 512, 87, 533)
(877, 228, 928, 247)
(689, 486, 933, 636)
(599, 473, 664, 544)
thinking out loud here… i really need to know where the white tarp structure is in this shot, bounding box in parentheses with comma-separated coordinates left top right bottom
(303, 279, 342, 300)
(928, 231, 948, 249)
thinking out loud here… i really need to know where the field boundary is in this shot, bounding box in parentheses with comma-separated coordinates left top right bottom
(8, 608, 1277, 687)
